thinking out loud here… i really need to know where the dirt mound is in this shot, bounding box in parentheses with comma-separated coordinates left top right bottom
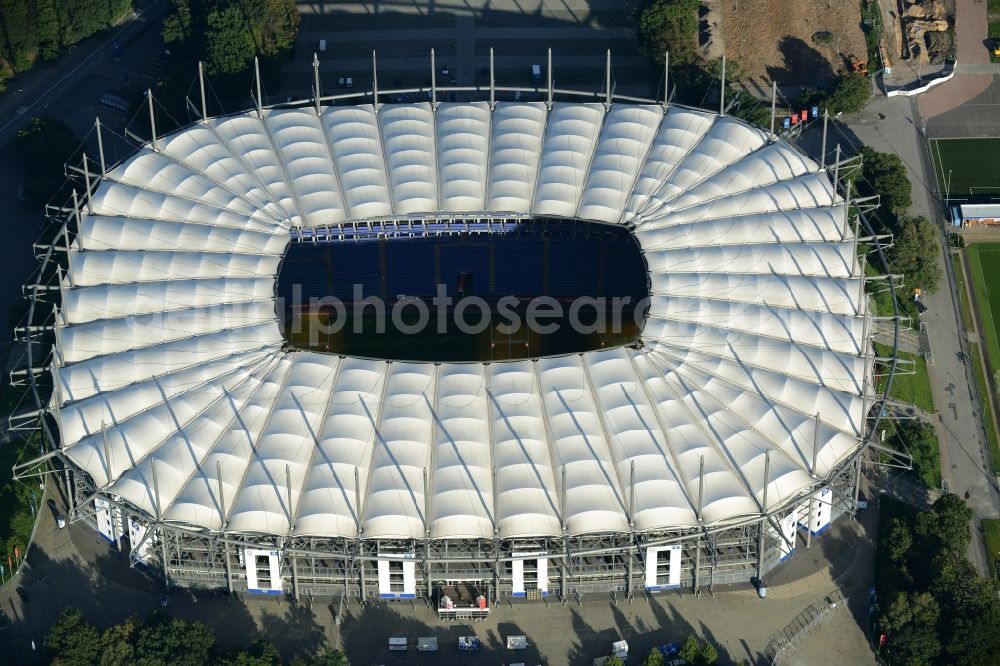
(898, 0, 955, 64)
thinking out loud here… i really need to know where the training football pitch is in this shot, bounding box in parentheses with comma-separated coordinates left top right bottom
(929, 138, 1000, 200)
(967, 244, 1000, 375)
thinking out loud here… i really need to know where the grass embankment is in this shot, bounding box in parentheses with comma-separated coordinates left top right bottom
(962, 245, 1000, 474)
(875, 342, 935, 414)
(983, 518, 1000, 580)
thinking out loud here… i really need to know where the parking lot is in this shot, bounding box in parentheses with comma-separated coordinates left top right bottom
(284, 0, 660, 103)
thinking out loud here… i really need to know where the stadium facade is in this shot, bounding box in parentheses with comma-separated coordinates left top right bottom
(15, 67, 900, 604)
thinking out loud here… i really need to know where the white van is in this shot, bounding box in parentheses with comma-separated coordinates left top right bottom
(318, 39, 327, 52)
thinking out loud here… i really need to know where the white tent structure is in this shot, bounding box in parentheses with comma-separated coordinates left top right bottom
(19, 86, 897, 599)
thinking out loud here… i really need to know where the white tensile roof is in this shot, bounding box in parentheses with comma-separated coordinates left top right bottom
(53, 102, 871, 540)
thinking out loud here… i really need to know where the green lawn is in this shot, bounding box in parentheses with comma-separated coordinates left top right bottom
(876, 342, 936, 413)
(967, 244, 1000, 375)
(970, 342, 1000, 474)
(955, 251, 976, 331)
(984, 518, 1000, 580)
(930, 138, 1000, 198)
(991, 0, 1000, 15)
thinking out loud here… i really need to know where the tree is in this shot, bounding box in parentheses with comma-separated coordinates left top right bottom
(882, 591, 942, 665)
(638, 0, 701, 67)
(886, 517, 913, 564)
(824, 73, 871, 115)
(14, 116, 79, 206)
(310, 649, 350, 666)
(99, 616, 141, 666)
(889, 215, 942, 295)
(135, 611, 214, 666)
(801, 74, 871, 116)
(857, 146, 912, 216)
(915, 493, 973, 558)
(47, 607, 103, 666)
(933, 558, 1000, 664)
(679, 635, 701, 664)
(893, 421, 940, 488)
(162, 0, 193, 44)
(204, 3, 258, 75)
(162, 0, 300, 75)
(216, 638, 282, 666)
(699, 641, 719, 665)
(642, 648, 665, 666)
(605, 655, 626, 666)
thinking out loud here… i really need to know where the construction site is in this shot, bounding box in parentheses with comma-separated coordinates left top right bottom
(711, 0, 955, 90)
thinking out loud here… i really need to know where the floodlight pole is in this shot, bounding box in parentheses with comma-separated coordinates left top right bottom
(547, 48, 553, 110)
(146, 89, 158, 151)
(69, 190, 80, 252)
(151, 458, 161, 519)
(719, 55, 726, 116)
(628, 459, 636, 528)
(820, 110, 829, 170)
(216, 461, 226, 526)
(198, 61, 208, 121)
(151, 459, 169, 588)
(833, 144, 841, 190)
(81, 154, 93, 214)
(101, 420, 112, 483)
(769, 81, 777, 138)
(663, 50, 670, 109)
(313, 53, 322, 115)
(489, 47, 495, 110)
(851, 183, 861, 262)
(254, 56, 263, 118)
(431, 48, 437, 107)
(95, 118, 107, 178)
(756, 451, 771, 578)
(697, 455, 705, 522)
(604, 49, 612, 111)
(844, 172, 853, 241)
(560, 464, 567, 531)
(354, 466, 362, 533)
(372, 50, 379, 111)
(285, 463, 293, 529)
(423, 466, 430, 535)
(812, 412, 821, 475)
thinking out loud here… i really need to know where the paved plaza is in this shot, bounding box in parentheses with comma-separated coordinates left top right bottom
(0, 480, 879, 664)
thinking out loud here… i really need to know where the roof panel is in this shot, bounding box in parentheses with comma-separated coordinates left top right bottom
(578, 104, 663, 223)
(487, 102, 547, 213)
(379, 104, 438, 214)
(436, 103, 491, 213)
(322, 105, 393, 219)
(533, 103, 605, 218)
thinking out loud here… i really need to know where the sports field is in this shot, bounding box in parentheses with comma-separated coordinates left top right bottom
(929, 138, 1000, 200)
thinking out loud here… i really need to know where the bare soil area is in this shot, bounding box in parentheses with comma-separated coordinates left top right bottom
(716, 0, 868, 85)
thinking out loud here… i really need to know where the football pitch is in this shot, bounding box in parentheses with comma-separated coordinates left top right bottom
(929, 138, 1000, 200)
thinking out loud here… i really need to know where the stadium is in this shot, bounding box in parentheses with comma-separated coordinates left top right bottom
(14, 60, 900, 607)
